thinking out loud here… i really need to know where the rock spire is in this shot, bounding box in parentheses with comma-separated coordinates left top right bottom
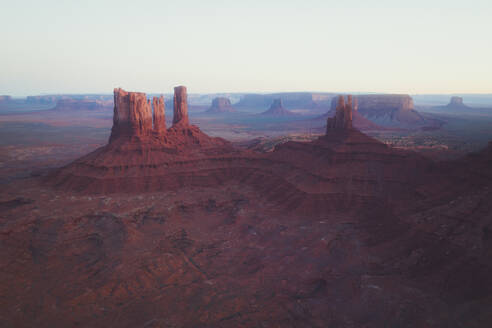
(173, 86, 189, 126)
(152, 96, 166, 133)
(326, 95, 353, 132)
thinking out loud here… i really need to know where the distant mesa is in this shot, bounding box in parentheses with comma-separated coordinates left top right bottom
(328, 94, 426, 128)
(26, 95, 60, 105)
(53, 98, 111, 111)
(261, 98, 295, 115)
(0, 95, 12, 103)
(445, 96, 469, 109)
(235, 92, 333, 111)
(206, 97, 235, 113)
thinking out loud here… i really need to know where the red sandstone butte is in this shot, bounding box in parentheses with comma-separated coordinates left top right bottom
(110, 88, 153, 142)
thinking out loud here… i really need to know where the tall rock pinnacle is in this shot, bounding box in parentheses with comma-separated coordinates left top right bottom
(326, 95, 353, 133)
(110, 88, 153, 142)
(173, 86, 189, 126)
(152, 96, 166, 134)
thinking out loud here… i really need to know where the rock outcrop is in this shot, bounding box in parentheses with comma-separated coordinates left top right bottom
(446, 96, 469, 109)
(261, 98, 295, 115)
(206, 97, 235, 113)
(326, 95, 353, 131)
(173, 86, 189, 126)
(109, 88, 153, 142)
(329, 94, 426, 128)
(152, 96, 166, 133)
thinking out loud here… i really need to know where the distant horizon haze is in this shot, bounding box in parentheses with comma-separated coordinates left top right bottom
(1, 0, 491, 97)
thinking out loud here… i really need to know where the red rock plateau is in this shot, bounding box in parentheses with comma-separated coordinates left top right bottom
(1, 89, 492, 327)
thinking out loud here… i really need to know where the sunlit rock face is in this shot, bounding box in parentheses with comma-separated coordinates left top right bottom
(152, 95, 166, 134)
(173, 86, 189, 126)
(110, 88, 153, 142)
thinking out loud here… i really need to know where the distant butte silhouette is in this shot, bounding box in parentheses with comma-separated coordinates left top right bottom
(206, 97, 235, 113)
(261, 98, 295, 115)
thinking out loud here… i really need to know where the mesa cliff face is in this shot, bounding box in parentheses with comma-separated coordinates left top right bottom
(446, 96, 469, 109)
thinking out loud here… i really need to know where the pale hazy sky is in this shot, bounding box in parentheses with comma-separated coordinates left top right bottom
(1, 0, 491, 96)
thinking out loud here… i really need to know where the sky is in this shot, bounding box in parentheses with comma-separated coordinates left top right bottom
(1, 0, 491, 96)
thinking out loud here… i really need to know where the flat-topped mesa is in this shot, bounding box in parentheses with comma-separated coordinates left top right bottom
(326, 95, 353, 133)
(152, 95, 166, 134)
(172, 86, 189, 126)
(110, 88, 153, 142)
(207, 97, 234, 113)
(446, 96, 469, 109)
